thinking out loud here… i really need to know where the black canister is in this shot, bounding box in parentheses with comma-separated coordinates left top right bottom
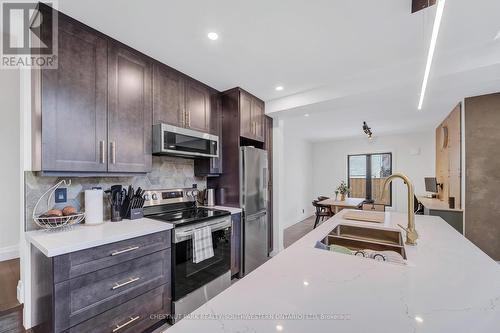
(448, 197, 455, 209)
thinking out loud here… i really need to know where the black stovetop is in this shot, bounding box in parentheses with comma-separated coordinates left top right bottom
(146, 205, 230, 226)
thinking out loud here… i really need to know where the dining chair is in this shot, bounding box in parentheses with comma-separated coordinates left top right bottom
(312, 200, 333, 229)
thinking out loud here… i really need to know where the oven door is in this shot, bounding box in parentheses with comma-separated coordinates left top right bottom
(153, 123, 218, 158)
(173, 217, 231, 301)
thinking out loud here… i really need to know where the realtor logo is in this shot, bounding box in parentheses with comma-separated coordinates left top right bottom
(1, 1, 58, 68)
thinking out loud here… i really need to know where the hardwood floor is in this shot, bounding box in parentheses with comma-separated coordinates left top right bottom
(0, 258, 24, 333)
(0, 259, 20, 313)
(283, 215, 318, 248)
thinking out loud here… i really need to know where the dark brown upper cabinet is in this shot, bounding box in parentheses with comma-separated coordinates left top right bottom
(108, 42, 153, 173)
(153, 64, 213, 134)
(153, 64, 185, 128)
(252, 98, 265, 142)
(239, 92, 252, 139)
(34, 6, 108, 173)
(194, 94, 223, 176)
(185, 81, 211, 133)
(239, 90, 265, 142)
(32, 5, 152, 174)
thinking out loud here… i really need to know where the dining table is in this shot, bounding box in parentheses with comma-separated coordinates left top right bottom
(317, 197, 365, 214)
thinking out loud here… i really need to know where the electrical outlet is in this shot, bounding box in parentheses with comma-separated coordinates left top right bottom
(54, 188, 67, 203)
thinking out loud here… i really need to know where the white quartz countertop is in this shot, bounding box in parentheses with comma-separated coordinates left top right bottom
(25, 218, 173, 257)
(202, 205, 242, 215)
(166, 210, 500, 333)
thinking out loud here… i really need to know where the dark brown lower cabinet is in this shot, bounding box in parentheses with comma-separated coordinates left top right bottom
(66, 285, 169, 333)
(231, 213, 242, 277)
(31, 231, 171, 333)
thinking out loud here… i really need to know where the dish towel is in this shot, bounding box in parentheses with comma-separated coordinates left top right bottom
(193, 226, 214, 263)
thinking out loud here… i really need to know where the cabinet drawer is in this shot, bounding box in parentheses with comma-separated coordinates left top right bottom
(54, 249, 170, 331)
(65, 285, 170, 333)
(53, 231, 171, 283)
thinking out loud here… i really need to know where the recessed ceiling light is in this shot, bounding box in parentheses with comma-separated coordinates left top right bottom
(303, 281, 309, 286)
(304, 114, 310, 117)
(495, 31, 500, 40)
(275, 325, 284, 331)
(275, 86, 284, 91)
(207, 32, 219, 40)
(415, 316, 424, 323)
(418, 0, 446, 110)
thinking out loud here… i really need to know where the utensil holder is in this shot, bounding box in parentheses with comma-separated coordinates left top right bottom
(111, 204, 122, 222)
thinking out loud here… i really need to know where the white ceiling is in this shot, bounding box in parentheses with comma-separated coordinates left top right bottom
(57, 0, 500, 141)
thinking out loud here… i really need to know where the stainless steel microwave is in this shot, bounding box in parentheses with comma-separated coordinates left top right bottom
(153, 124, 219, 158)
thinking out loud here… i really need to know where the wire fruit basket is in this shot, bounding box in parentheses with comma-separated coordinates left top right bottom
(33, 180, 85, 230)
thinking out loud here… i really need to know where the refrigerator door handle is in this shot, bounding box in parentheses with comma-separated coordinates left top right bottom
(263, 168, 268, 188)
(246, 210, 267, 219)
(263, 168, 268, 202)
(240, 148, 246, 210)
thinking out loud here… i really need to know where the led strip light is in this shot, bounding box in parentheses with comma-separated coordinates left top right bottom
(418, 0, 446, 110)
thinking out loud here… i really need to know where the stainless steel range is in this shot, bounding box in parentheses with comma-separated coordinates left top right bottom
(143, 187, 232, 321)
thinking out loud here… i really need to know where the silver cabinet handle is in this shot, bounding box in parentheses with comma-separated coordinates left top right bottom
(111, 277, 140, 290)
(110, 141, 116, 164)
(112, 316, 140, 332)
(187, 111, 191, 127)
(99, 141, 105, 164)
(110, 246, 139, 256)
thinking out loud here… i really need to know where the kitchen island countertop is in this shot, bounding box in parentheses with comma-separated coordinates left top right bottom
(166, 210, 500, 333)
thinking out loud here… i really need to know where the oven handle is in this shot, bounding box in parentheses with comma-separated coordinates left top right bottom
(174, 219, 230, 242)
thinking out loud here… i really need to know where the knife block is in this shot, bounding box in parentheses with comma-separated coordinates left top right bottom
(128, 208, 144, 220)
(121, 196, 144, 220)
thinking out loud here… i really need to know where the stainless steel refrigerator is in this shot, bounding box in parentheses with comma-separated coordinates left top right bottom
(240, 146, 269, 275)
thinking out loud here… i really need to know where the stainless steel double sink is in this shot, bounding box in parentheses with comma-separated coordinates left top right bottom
(321, 223, 407, 260)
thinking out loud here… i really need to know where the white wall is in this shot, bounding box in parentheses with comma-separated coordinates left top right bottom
(312, 131, 435, 213)
(281, 122, 314, 229)
(0, 65, 21, 261)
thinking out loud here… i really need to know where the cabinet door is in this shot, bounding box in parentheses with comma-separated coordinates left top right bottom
(41, 16, 108, 172)
(153, 64, 185, 127)
(108, 43, 152, 173)
(210, 94, 223, 173)
(252, 98, 265, 142)
(185, 80, 211, 132)
(194, 94, 223, 176)
(239, 91, 253, 139)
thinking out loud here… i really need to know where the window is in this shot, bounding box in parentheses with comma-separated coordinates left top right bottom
(348, 153, 392, 205)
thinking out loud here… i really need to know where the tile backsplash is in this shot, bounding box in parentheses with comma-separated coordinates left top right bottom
(25, 156, 206, 231)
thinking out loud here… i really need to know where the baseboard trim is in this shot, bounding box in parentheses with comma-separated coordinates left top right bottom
(0, 244, 20, 261)
(17, 280, 24, 304)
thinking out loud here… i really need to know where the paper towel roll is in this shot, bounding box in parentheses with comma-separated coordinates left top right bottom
(85, 189, 104, 225)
